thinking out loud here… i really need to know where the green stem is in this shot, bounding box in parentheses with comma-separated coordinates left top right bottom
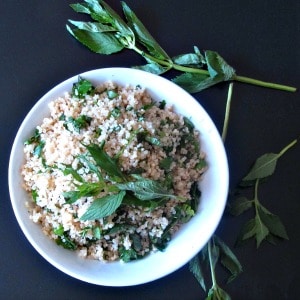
(222, 83, 234, 142)
(207, 239, 218, 289)
(234, 75, 296, 92)
(131, 45, 297, 92)
(277, 138, 297, 159)
(254, 178, 260, 212)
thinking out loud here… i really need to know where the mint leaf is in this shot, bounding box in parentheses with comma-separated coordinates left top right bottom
(61, 164, 84, 182)
(242, 153, 279, 182)
(69, 3, 92, 15)
(68, 20, 115, 33)
(172, 50, 236, 92)
(214, 235, 243, 283)
(189, 255, 206, 292)
(254, 214, 269, 247)
(172, 72, 219, 93)
(117, 174, 178, 201)
(205, 50, 236, 81)
(229, 196, 253, 216)
(66, 25, 124, 54)
(258, 205, 289, 240)
(80, 191, 126, 220)
(238, 217, 269, 248)
(122, 193, 163, 210)
(133, 60, 169, 75)
(121, 1, 170, 61)
(85, 143, 126, 181)
(63, 182, 104, 204)
(242, 139, 297, 183)
(70, 0, 114, 24)
(172, 53, 203, 66)
(77, 154, 103, 180)
(100, 0, 133, 37)
(206, 286, 231, 300)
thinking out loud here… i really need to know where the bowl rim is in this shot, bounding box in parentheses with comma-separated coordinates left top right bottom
(8, 67, 229, 286)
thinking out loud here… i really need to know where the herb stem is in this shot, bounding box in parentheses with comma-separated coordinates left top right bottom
(234, 75, 297, 92)
(278, 138, 297, 158)
(132, 45, 297, 92)
(222, 83, 234, 142)
(207, 239, 217, 288)
(131, 45, 173, 70)
(254, 178, 260, 211)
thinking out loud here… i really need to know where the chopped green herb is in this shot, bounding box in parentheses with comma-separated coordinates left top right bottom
(145, 135, 161, 146)
(195, 158, 207, 170)
(31, 189, 38, 203)
(33, 140, 45, 157)
(159, 157, 172, 171)
(63, 115, 92, 133)
(110, 107, 121, 118)
(119, 246, 138, 262)
(159, 99, 166, 109)
(107, 89, 119, 99)
(112, 125, 122, 132)
(137, 131, 161, 146)
(24, 128, 41, 145)
(56, 234, 77, 250)
(92, 226, 101, 239)
(142, 102, 155, 110)
(189, 182, 201, 212)
(95, 126, 102, 137)
(25, 129, 45, 158)
(72, 76, 95, 98)
(183, 116, 195, 132)
(130, 233, 143, 251)
(53, 224, 64, 236)
(80, 226, 92, 238)
(105, 223, 136, 235)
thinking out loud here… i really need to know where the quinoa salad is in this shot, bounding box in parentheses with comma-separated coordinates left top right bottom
(22, 78, 207, 262)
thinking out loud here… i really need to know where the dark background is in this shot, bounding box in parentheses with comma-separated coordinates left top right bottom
(1, 1, 299, 299)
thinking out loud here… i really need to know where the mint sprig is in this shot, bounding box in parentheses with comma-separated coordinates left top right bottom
(230, 139, 297, 247)
(189, 235, 242, 300)
(66, 0, 296, 92)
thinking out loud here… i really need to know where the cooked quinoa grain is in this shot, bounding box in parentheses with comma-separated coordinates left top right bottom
(22, 79, 207, 262)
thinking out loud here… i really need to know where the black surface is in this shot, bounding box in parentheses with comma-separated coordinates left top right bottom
(1, 1, 299, 299)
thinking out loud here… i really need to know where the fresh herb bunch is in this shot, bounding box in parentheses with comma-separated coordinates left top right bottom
(66, 0, 296, 93)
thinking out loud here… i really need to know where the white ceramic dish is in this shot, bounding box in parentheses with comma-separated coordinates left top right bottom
(8, 68, 228, 286)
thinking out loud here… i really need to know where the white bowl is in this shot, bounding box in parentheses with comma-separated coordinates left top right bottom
(8, 68, 228, 286)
